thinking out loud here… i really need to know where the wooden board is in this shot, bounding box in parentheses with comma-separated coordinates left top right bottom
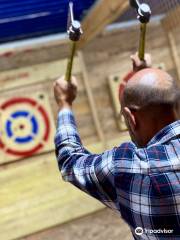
(161, 6, 180, 32)
(79, 0, 129, 48)
(0, 57, 81, 92)
(0, 153, 104, 240)
(21, 209, 131, 240)
(0, 135, 130, 240)
(108, 72, 128, 131)
(167, 32, 180, 83)
(0, 92, 55, 164)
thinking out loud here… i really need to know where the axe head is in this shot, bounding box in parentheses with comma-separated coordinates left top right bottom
(129, 0, 151, 23)
(67, 1, 83, 42)
(138, 3, 151, 23)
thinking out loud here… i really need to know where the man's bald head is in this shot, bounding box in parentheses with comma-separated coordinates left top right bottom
(122, 68, 180, 110)
(121, 68, 179, 147)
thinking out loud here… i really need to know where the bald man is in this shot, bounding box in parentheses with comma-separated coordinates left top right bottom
(54, 55, 180, 240)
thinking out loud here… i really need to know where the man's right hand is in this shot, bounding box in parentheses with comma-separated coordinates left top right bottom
(131, 53, 152, 72)
(53, 76, 77, 110)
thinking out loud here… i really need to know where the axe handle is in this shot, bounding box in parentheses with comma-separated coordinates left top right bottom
(65, 41, 77, 82)
(138, 23, 147, 61)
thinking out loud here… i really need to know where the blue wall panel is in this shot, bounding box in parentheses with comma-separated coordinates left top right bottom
(0, 0, 96, 43)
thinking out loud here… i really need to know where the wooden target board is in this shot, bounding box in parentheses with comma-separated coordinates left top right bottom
(108, 63, 166, 131)
(0, 92, 55, 163)
(108, 72, 127, 131)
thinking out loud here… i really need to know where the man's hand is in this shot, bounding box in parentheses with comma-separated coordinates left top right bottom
(131, 53, 152, 72)
(54, 76, 77, 110)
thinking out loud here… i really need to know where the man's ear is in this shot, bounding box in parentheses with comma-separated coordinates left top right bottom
(124, 107, 137, 130)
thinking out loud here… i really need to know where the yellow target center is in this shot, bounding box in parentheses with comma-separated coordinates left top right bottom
(12, 118, 32, 137)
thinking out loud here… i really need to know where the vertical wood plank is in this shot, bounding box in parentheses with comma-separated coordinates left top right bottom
(78, 51, 107, 148)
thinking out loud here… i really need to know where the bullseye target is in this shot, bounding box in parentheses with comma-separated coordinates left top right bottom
(0, 93, 55, 163)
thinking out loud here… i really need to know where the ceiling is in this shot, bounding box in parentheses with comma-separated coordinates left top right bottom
(0, 0, 97, 43)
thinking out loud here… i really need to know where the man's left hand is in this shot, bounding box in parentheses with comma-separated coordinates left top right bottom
(131, 53, 152, 72)
(54, 76, 78, 110)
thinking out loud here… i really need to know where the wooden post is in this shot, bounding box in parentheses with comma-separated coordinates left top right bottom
(167, 32, 180, 84)
(78, 51, 107, 149)
(161, 7, 180, 84)
(161, 6, 180, 32)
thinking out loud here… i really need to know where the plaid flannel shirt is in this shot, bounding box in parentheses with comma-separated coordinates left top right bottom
(55, 109, 180, 240)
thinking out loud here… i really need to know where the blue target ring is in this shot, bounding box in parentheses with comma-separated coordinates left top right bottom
(6, 120, 13, 137)
(5, 110, 39, 144)
(31, 116, 38, 134)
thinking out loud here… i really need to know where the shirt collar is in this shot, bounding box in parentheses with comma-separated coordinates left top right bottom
(147, 120, 180, 146)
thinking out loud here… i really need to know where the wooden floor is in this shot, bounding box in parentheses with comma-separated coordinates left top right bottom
(0, 152, 104, 240)
(21, 208, 132, 240)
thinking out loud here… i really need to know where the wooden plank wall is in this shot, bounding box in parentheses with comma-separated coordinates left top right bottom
(82, 22, 180, 137)
(0, 21, 180, 240)
(174, 28, 180, 117)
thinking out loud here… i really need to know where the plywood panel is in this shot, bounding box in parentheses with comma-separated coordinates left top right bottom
(108, 72, 128, 131)
(0, 92, 55, 164)
(0, 57, 81, 92)
(0, 78, 99, 148)
(0, 153, 104, 240)
(0, 135, 130, 240)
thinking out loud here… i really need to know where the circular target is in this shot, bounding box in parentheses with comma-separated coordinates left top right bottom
(0, 97, 50, 157)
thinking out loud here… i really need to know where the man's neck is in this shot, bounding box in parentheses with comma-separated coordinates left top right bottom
(147, 115, 177, 143)
(140, 111, 177, 147)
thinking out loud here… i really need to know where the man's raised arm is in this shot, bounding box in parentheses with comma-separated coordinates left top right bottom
(54, 76, 119, 209)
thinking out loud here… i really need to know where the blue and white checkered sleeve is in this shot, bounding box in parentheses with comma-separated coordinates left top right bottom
(55, 109, 117, 209)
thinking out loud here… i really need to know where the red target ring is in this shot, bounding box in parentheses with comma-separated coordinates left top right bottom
(0, 97, 50, 157)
